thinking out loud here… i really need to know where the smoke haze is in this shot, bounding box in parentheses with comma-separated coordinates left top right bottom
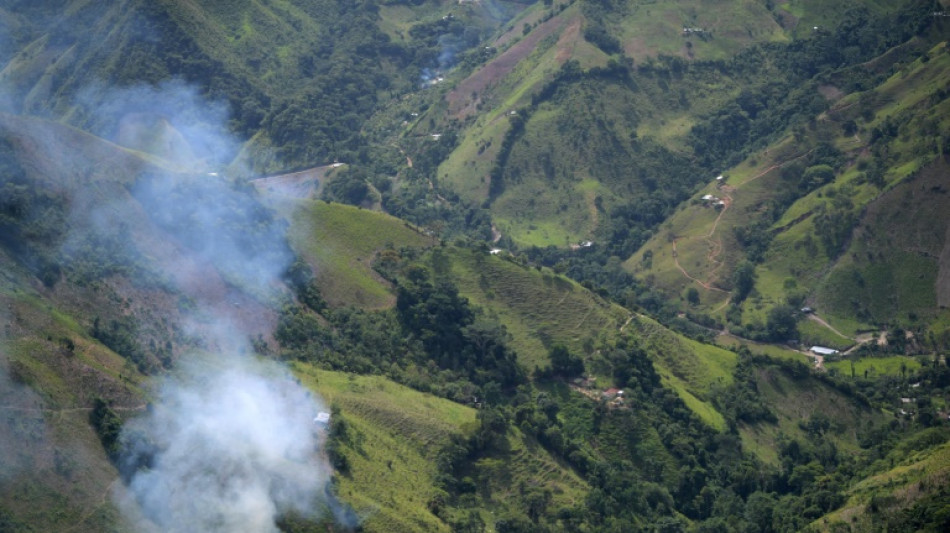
(0, 8, 339, 531)
(76, 80, 240, 171)
(118, 354, 329, 533)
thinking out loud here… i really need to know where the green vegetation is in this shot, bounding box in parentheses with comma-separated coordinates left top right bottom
(2, 1, 950, 532)
(293, 366, 478, 532)
(282, 199, 435, 309)
(439, 246, 629, 369)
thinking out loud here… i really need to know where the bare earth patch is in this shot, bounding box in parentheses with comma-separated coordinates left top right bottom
(251, 164, 336, 199)
(555, 16, 582, 63)
(817, 84, 845, 101)
(446, 14, 572, 119)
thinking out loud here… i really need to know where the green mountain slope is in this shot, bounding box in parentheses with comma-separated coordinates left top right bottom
(424, 0, 927, 248)
(811, 429, 950, 532)
(279, 199, 436, 310)
(2, 1, 950, 532)
(0, 0, 530, 170)
(625, 39, 950, 349)
(0, 248, 141, 532)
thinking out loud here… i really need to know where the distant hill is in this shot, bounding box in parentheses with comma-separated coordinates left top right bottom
(0, 0, 530, 171)
(625, 39, 950, 349)
(428, 0, 928, 247)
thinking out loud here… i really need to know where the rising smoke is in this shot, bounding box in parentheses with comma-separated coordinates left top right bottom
(117, 354, 330, 533)
(80, 82, 340, 530)
(0, 10, 340, 532)
(76, 80, 240, 172)
(63, 79, 338, 531)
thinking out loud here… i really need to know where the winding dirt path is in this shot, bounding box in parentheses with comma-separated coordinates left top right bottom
(62, 478, 120, 533)
(619, 314, 634, 334)
(669, 151, 813, 295)
(806, 314, 851, 341)
(671, 239, 729, 292)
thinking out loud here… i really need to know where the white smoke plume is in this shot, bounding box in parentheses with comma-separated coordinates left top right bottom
(0, 10, 342, 530)
(117, 354, 330, 533)
(76, 79, 240, 172)
(61, 78, 337, 531)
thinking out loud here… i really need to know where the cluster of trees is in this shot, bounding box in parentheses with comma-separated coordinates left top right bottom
(0, 142, 66, 286)
(690, 3, 938, 169)
(414, 331, 950, 532)
(91, 315, 168, 374)
(277, 250, 524, 404)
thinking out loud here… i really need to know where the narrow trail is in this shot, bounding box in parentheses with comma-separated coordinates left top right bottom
(669, 151, 813, 296)
(712, 297, 732, 314)
(671, 239, 729, 293)
(806, 314, 852, 341)
(62, 478, 120, 533)
(391, 143, 413, 169)
(619, 314, 634, 334)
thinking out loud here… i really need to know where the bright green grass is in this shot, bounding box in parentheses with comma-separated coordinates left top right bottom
(797, 318, 853, 350)
(443, 247, 629, 369)
(494, 216, 577, 248)
(292, 364, 587, 531)
(714, 334, 806, 362)
(2, 287, 146, 404)
(825, 356, 922, 379)
(660, 371, 727, 431)
(438, 116, 508, 204)
(628, 315, 737, 393)
(0, 282, 144, 531)
(283, 199, 434, 309)
(294, 364, 475, 533)
(613, 0, 787, 61)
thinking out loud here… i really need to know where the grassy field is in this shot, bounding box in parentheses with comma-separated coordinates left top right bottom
(797, 318, 853, 351)
(625, 315, 736, 430)
(431, 246, 749, 431)
(293, 364, 587, 532)
(613, 0, 788, 61)
(825, 355, 923, 379)
(714, 333, 807, 362)
(438, 247, 629, 370)
(293, 364, 475, 532)
(281, 199, 435, 309)
(0, 258, 144, 532)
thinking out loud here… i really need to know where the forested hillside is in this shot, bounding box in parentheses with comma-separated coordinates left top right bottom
(2, 1, 950, 532)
